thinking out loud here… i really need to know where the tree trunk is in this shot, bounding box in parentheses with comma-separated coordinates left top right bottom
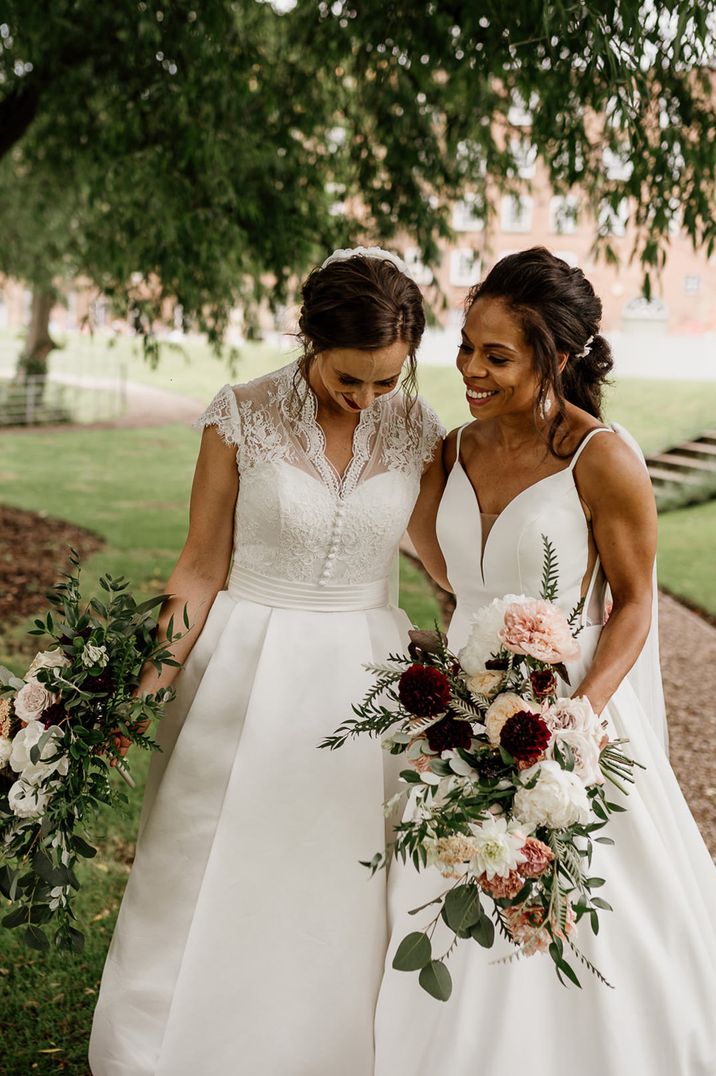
(15, 288, 57, 419)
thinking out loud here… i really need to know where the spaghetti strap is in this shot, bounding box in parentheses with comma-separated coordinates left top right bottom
(454, 422, 470, 467)
(569, 426, 613, 471)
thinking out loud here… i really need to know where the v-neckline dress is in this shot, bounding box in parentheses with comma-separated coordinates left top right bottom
(375, 423, 716, 1076)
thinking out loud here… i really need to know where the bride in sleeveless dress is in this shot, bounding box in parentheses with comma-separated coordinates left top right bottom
(375, 248, 716, 1076)
(88, 249, 445, 1075)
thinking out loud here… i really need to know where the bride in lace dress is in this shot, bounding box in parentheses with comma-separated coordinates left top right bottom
(375, 248, 716, 1076)
(88, 250, 444, 1076)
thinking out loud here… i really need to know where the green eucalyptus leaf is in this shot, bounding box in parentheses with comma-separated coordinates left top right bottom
(418, 960, 453, 1002)
(392, 932, 432, 972)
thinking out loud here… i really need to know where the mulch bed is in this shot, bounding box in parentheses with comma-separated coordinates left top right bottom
(0, 504, 103, 639)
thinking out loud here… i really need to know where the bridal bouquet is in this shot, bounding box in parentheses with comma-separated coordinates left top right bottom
(0, 553, 182, 953)
(321, 539, 640, 999)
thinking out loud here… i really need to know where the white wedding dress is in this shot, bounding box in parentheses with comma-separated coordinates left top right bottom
(375, 426, 716, 1076)
(88, 361, 443, 1076)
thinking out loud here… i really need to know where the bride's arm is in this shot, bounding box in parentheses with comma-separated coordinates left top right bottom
(408, 443, 451, 592)
(571, 434, 658, 713)
(138, 426, 239, 695)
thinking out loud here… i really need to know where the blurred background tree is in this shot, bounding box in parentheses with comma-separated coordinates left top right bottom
(0, 0, 714, 376)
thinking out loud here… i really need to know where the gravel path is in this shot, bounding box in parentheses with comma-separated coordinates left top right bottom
(659, 591, 716, 856)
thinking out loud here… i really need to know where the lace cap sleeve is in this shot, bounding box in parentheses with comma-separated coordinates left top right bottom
(416, 396, 446, 468)
(193, 384, 242, 447)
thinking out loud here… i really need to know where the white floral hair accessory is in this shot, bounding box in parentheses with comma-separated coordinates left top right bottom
(575, 335, 594, 359)
(320, 245, 413, 279)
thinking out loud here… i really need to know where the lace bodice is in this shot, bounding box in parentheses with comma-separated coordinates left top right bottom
(195, 362, 444, 587)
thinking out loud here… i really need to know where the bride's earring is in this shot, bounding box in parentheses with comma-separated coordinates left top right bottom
(540, 395, 553, 418)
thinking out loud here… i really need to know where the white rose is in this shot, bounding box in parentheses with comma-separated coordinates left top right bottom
(27, 649, 69, 678)
(0, 735, 12, 768)
(81, 643, 109, 669)
(8, 779, 50, 819)
(468, 815, 528, 880)
(512, 759, 591, 830)
(14, 679, 55, 723)
(544, 696, 600, 736)
(9, 723, 68, 784)
(458, 594, 532, 675)
(550, 730, 604, 787)
(485, 692, 538, 746)
(466, 670, 504, 699)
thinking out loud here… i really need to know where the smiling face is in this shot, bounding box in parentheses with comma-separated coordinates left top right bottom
(457, 297, 544, 420)
(313, 340, 410, 413)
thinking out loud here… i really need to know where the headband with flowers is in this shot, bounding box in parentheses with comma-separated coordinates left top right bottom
(320, 245, 413, 279)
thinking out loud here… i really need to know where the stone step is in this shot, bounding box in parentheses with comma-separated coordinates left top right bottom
(680, 441, 716, 457)
(647, 465, 704, 486)
(652, 452, 716, 473)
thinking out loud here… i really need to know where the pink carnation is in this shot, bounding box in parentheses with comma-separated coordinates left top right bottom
(499, 600, 580, 664)
(477, 870, 524, 899)
(504, 900, 575, 956)
(520, 836, 554, 878)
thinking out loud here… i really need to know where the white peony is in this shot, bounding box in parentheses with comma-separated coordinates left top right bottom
(81, 643, 109, 669)
(469, 815, 528, 880)
(9, 722, 69, 784)
(458, 594, 533, 675)
(484, 692, 538, 746)
(512, 760, 591, 830)
(8, 779, 50, 819)
(14, 679, 55, 723)
(27, 649, 69, 678)
(0, 735, 12, 768)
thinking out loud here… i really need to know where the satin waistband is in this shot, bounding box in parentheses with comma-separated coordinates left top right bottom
(227, 564, 390, 611)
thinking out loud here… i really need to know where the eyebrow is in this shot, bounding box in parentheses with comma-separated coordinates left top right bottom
(461, 332, 517, 354)
(336, 371, 400, 382)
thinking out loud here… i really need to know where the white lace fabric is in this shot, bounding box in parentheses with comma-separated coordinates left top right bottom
(194, 362, 444, 587)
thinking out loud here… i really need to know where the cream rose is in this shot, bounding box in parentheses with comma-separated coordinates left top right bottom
(549, 729, 603, 787)
(14, 679, 55, 723)
(512, 760, 591, 829)
(27, 649, 70, 678)
(544, 695, 600, 736)
(466, 670, 504, 699)
(485, 692, 538, 746)
(9, 722, 68, 783)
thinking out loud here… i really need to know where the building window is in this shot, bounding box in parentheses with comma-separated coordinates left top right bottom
(684, 275, 701, 295)
(598, 199, 629, 237)
(403, 247, 434, 286)
(449, 249, 481, 288)
(549, 195, 579, 235)
(510, 138, 537, 179)
(452, 196, 485, 232)
(500, 195, 533, 233)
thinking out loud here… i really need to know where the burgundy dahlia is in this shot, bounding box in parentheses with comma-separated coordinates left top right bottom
(485, 657, 509, 671)
(426, 714, 473, 754)
(500, 711, 551, 764)
(529, 669, 557, 700)
(475, 750, 506, 783)
(398, 664, 451, 718)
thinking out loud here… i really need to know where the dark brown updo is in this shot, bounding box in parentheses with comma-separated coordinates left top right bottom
(295, 254, 426, 407)
(465, 247, 613, 455)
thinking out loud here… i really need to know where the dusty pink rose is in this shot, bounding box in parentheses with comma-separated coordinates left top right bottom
(520, 836, 554, 878)
(499, 600, 580, 664)
(14, 679, 56, 724)
(477, 869, 524, 899)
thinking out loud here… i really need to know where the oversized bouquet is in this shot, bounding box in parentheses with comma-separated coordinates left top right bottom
(321, 539, 641, 999)
(0, 553, 182, 953)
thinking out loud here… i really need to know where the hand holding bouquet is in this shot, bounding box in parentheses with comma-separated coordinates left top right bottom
(321, 538, 642, 999)
(0, 552, 184, 953)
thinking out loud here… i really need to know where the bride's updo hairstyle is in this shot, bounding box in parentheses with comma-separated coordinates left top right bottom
(295, 254, 426, 408)
(465, 247, 614, 455)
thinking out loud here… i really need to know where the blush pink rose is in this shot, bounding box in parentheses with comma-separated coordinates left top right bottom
(14, 679, 56, 724)
(499, 601, 580, 664)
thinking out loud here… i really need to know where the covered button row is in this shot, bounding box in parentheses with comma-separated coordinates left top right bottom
(318, 501, 347, 586)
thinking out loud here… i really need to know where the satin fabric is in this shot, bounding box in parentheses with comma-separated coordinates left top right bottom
(375, 427, 716, 1076)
